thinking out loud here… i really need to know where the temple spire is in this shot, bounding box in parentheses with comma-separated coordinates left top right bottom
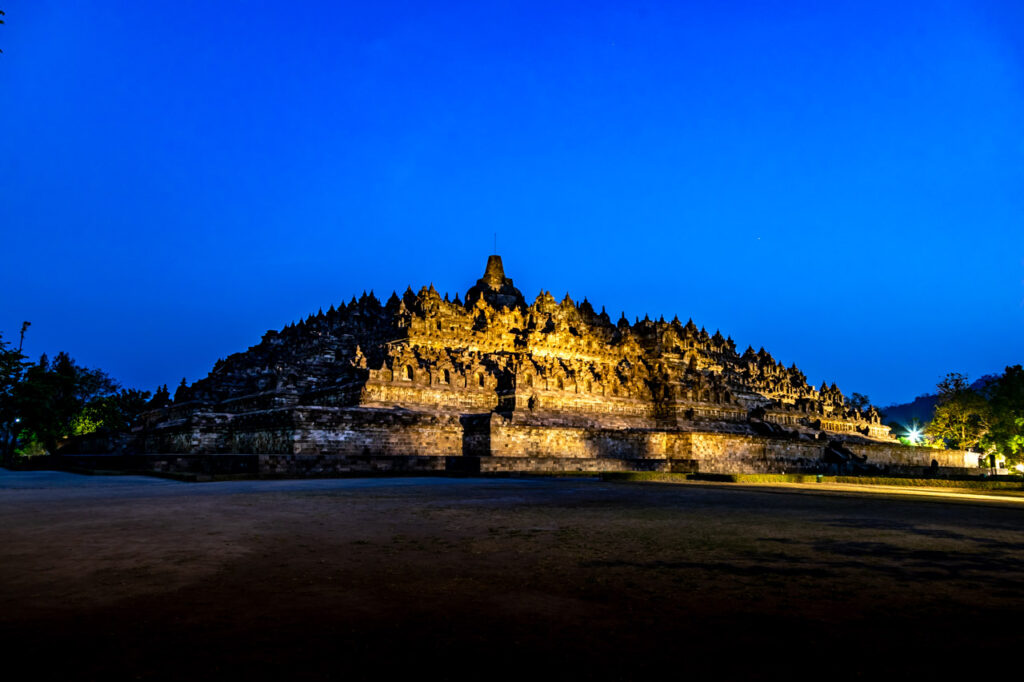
(482, 254, 506, 289)
(465, 253, 525, 310)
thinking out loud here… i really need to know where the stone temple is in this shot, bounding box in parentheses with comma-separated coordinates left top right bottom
(114, 255, 970, 476)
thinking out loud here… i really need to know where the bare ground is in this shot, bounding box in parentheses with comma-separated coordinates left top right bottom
(1, 470, 1022, 681)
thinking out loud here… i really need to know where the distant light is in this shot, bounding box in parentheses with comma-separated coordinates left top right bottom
(907, 427, 921, 444)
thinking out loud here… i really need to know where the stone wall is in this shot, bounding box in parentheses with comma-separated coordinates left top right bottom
(259, 454, 456, 475)
(290, 407, 463, 457)
(489, 418, 675, 462)
(142, 413, 232, 454)
(688, 433, 814, 473)
(138, 406, 465, 458)
(509, 391, 653, 418)
(72, 402, 978, 476)
(686, 433, 974, 474)
(845, 442, 974, 468)
(478, 456, 669, 473)
(361, 381, 498, 412)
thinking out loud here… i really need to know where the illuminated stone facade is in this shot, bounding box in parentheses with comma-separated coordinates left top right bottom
(128, 255, 952, 475)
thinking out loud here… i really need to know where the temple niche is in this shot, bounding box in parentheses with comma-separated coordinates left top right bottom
(121, 254, 958, 477)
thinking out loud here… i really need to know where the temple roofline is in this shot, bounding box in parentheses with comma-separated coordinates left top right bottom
(465, 253, 526, 310)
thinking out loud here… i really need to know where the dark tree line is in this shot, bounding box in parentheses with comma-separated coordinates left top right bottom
(0, 323, 166, 464)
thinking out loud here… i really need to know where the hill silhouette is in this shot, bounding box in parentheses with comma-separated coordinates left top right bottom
(880, 375, 997, 430)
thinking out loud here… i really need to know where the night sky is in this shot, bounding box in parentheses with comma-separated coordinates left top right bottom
(1, 1, 1022, 406)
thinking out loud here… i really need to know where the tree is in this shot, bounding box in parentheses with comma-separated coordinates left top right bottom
(15, 352, 119, 453)
(982, 365, 1024, 465)
(2, 321, 159, 458)
(927, 372, 990, 451)
(0, 325, 31, 464)
(848, 392, 871, 411)
(77, 388, 153, 434)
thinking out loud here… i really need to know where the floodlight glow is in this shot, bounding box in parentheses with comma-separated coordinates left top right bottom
(907, 428, 921, 444)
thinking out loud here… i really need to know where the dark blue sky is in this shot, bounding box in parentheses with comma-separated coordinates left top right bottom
(1, 1, 1022, 406)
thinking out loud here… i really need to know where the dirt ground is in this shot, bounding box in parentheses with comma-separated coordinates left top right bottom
(1, 470, 1022, 681)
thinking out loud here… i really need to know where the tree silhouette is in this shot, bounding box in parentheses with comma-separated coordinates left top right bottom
(15, 352, 120, 453)
(927, 372, 990, 451)
(0, 325, 31, 463)
(982, 365, 1024, 465)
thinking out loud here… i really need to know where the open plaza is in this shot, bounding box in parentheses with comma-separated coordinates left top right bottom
(2, 469, 1021, 680)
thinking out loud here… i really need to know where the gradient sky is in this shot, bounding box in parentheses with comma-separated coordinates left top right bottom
(1, 1, 1022, 406)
